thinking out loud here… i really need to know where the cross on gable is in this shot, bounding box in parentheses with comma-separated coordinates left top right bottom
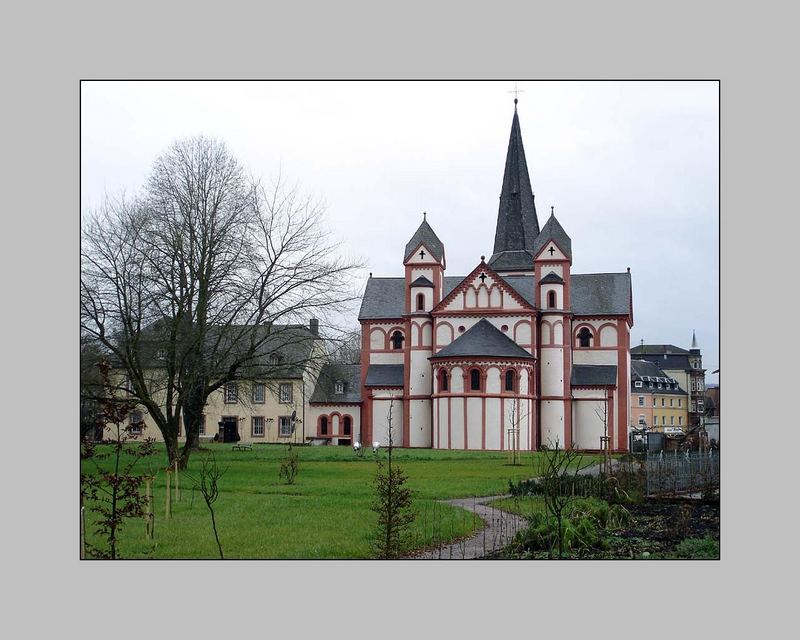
(419, 249, 426, 259)
(479, 272, 487, 283)
(548, 246, 555, 256)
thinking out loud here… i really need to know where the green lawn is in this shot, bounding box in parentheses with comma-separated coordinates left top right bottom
(81, 443, 601, 559)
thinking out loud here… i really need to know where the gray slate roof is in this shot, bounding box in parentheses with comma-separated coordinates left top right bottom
(630, 359, 686, 394)
(631, 344, 689, 355)
(310, 363, 362, 403)
(365, 364, 404, 387)
(487, 249, 535, 272)
(359, 272, 630, 319)
(404, 219, 445, 262)
(432, 319, 535, 360)
(571, 272, 631, 316)
(532, 213, 572, 260)
(571, 364, 617, 386)
(411, 275, 435, 287)
(492, 109, 540, 263)
(540, 271, 564, 284)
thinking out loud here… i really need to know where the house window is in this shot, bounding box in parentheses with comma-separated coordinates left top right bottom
(319, 416, 328, 436)
(129, 410, 143, 434)
(638, 396, 645, 407)
(670, 416, 675, 426)
(652, 397, 657, 407)
(657, 383, 663, 389)
(224, 383, 238, 403)
(670, 398, 674, 407)
(647, 382, 653, 389)
(439, 369, 449, 392)
(547, 290, 557, 309)
(279, 383, 293, 403)
(252, 416, 265, 437)
(253, 383, 266, 404)
(577, 327, 592, 348)
(661, 398, 665, 407)
(279, 416, 293, 437)
(634, 381, 643, 388)
(653, 414, 657, 425)
(343, 416, 352, 436)
(390, 331, 404, 350)
(638, 415, 646, 426)
(678, 399, 682, 408)
(470, 368, 482, 392)
(199, 414, 206, 436)
(691, 401, 697, 413)
(335, 380, 344, 394)
(416, 293, 425, 311)
(505, 370, 516, 392)
(679, 416, 683, 426)
(662, 416, 666, 426)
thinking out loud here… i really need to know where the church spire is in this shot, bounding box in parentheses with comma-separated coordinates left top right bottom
(488, 107, 540, 272)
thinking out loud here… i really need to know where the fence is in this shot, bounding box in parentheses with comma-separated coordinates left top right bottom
(644, 450, 720, 496)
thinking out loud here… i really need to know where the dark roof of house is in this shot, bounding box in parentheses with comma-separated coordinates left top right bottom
(532, 212, 572, 260)
(631, 344, 689, 355)
(110, 321, 320, 379)
(310, 363, 362, 403)
(359, 272, 631, 319)
(630, 359, 687, 394)
(487, 249, 535, 272)
(491, 108, 540, 266)
(404, 218, 444, 263)
(432, 319, 535, 360)
(571, 364, 617, 386)
(411, 275, 435, 287)
(630, 350, 692, 371)
(540, 271, 564, 284)
(365, 364, 404, 387)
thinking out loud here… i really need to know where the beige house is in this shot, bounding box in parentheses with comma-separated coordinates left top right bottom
(119, 320, 328, 445)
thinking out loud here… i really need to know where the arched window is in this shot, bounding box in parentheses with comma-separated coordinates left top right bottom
(390, 331, 404, 350)
(416, 293, 425, 311)
(505, 369, 516, 392)
(319, 416, 328, 435)
(578, 327, 592, 348)
(470, 368, 481, 391)
(343, 416, 352, 435)
(439, 369, 449, 392)
(547, 290, 557, 309)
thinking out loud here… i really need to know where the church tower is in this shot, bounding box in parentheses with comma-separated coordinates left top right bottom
(403, 213, 444, 447)
(488, 102, 541, 275)
(534, 209, 573, 447)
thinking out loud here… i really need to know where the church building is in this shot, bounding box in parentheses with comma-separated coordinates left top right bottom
(314, 102, 634, 452)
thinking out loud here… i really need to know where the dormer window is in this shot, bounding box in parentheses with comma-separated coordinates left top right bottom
(335, 380, 344, 394)
(634, 380, 643, 388)
(156, 349, 167, 360)
(269, 354, 281, 366)
(390, 331, 404, 350)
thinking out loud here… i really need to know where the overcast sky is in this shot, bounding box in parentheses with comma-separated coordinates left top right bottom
(81, 80, 719, 383)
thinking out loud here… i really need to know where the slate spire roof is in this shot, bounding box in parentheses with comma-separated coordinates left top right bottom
(488, 107, 540, 272)
(404, 214, 445, 263)
(532, 210, 572, 260)
(431, 319, 535, 360)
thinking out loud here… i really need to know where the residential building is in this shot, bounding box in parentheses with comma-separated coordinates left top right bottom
(630, 359, 689, 433)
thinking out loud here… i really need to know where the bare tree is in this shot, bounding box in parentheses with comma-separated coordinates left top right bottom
(187, 453, 227, 559)
(81, 136, 361, 468)
(327, 328, 362, 364)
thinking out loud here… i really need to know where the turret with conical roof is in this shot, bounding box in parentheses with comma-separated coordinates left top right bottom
(488, 105, 540, 274)
(533, 208, 572, 263)
(404, 212, 445, 265)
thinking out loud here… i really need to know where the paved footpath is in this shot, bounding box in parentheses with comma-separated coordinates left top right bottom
(407, 461, 617, 559)
(407, 495, 528, 560)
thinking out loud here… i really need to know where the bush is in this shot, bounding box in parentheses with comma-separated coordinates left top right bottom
(512, 510, 606, 557)
(673, 537, 719, 559)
